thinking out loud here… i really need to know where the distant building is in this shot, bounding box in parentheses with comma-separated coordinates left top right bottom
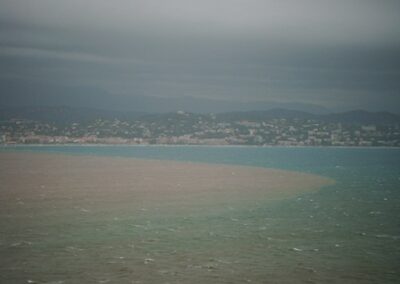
(361, 125, 376, 132)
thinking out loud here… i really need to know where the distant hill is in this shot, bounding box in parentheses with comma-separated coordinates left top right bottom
(216, 109, 314, 121)
(0, 106, 145, 126)
(1, 106, 399, 126)
(321, 110, 400, 125)
(217, 109, 400, 125)
(0, 80, 331, 114)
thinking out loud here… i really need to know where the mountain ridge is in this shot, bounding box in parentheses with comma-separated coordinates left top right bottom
(1, 106, 399, 126)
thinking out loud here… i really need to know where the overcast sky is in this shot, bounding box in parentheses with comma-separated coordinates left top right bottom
(1, 0, 399, 113)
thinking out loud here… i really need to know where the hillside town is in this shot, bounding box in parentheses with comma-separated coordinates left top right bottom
(1, 111, 399, 147)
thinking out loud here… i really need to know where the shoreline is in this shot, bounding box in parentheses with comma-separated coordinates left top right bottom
(1, 143, 400, 150)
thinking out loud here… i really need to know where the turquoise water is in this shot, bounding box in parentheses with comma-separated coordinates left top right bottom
(1, 145, 400, 283)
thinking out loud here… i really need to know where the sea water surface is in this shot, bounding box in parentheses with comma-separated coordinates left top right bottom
(1, 145, 400, 283)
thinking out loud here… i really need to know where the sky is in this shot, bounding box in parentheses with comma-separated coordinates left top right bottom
(0, 0, 399, 113)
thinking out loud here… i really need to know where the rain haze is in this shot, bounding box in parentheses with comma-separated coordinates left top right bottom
(0, 0, 400, 113)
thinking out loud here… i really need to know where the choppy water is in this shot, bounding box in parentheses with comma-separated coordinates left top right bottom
(1, 145, 400, 283)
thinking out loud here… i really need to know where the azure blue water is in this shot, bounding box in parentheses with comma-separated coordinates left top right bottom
(1, 145, 400, 283)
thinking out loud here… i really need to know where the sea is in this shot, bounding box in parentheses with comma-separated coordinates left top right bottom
(1, 145, 400, 283)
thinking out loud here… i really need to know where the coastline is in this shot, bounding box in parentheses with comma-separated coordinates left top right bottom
(1, 143, 400, 149)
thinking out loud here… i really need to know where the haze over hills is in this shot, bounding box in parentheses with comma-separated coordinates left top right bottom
(1, 105, 399, 126)
(0, 106, 146, 126)
(1, 0, 398, 130)
(217, 109, 400, 125)
(1, 79, 398, 115)
(0, 81, 331, 114)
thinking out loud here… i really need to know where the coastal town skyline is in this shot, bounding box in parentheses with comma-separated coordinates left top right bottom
(2, 107, 399, 147)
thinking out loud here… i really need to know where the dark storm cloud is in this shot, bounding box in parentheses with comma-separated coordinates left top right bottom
(0, 0, 399, 112)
